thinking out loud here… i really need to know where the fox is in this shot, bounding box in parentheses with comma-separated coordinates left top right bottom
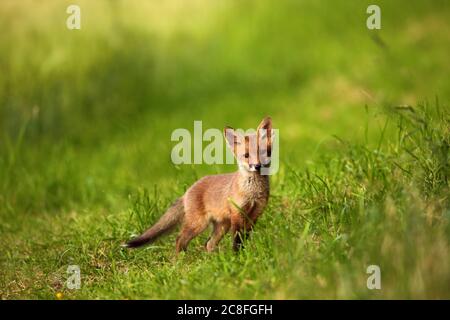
(124, 117, 274, 254)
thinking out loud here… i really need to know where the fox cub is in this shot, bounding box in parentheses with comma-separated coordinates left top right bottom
(124, 117, 274, 253)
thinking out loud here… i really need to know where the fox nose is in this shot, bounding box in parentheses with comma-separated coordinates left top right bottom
(254, 164, 261, 170)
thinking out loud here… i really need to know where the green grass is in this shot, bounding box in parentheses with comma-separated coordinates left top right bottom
(0, 0, 449, 299)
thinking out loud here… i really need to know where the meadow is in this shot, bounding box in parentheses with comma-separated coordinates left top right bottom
(0, 0, 449, 299)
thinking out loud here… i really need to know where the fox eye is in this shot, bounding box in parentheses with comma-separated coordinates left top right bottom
(244, 152, 249, 158)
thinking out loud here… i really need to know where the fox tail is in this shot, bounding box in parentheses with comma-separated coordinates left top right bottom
(123, 198, 184, 248)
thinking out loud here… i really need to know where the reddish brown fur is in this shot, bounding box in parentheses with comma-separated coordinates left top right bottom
(177, 170, 269, 253)
(125, 117, 273, 254)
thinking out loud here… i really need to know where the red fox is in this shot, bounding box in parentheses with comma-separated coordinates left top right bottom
(124, 117, 274, 253)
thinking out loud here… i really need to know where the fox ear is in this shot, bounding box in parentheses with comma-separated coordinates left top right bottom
(260, 129, 275, 141)
(257, 116, 272, 133)
(223, 126, 241, 150)
(257, 117, 273, 155)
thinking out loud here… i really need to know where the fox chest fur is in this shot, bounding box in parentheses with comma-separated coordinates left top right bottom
(229, 173, 270, 227)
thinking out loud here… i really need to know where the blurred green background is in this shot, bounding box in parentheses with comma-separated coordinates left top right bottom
(0, 0, 449, 299)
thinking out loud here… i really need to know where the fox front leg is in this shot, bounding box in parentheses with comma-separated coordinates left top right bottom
(232, 228, 252, 252)
(231, 205, 262, 251)
(205, 220, 230, 252)
(230, 216, 254, 252)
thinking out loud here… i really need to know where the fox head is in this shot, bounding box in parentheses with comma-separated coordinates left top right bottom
(224, 117, 274, 173)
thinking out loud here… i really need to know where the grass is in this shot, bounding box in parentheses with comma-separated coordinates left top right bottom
(0, 0, 449, 299)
